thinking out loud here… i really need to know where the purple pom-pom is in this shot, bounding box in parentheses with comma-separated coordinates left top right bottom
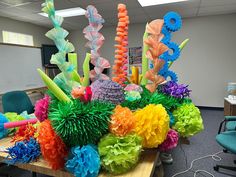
(161, 81, 191, 99)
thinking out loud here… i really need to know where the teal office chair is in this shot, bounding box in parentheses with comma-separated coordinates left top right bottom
(2, 91, 34, 114)
(214, 118, 236, 173)
(225, 116, 236, 131)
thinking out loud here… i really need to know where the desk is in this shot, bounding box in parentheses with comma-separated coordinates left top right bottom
(224, 98, 236, 116)
(0, 137, 160, 177)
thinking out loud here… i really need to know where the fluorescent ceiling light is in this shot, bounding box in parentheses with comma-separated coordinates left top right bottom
(137, 0, 188, 7)
(39, 7, 86, 17)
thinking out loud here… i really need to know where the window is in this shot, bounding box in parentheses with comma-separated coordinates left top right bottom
(2, 31, 34, 46)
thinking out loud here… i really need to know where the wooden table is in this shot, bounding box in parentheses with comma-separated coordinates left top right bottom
(224, 98, 236, 116)
(0, 137, 160, 177)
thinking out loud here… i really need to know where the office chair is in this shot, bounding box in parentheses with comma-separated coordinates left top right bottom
(214, 117, 236, 173)
(2, 91, 34, 114)
(225, 116, 236, 131)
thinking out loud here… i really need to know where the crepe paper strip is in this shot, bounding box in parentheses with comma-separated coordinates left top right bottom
(134, 104, 169, 148)
(159, 129, 179, 152)
(168, 38, 189, 68)
(141, 27, 149, 85)
(98, 133, 142, 174)
(164, 11, 182, 32)
(34, 95, 50, 122)
(65, 145, 100, 177)
(112, 4, 129, 86)
(3, 118, 38, 129)
(173, 103, 204, 137)
(11, 124, 37, 143)
(37, 69, 71, 102)
(82, 53, 91, 87)
(0, 113, 9, 139)
(68, 53, 78, 71)
(5, 138, 40, 165)
(83, 5, 110, 82)
(38, 119, 68, 170)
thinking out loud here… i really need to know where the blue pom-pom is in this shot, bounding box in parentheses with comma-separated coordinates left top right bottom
(163, 42, 180, 62)
(161, 26, 172, 44)
(66, 145, 100, 177)
(6, 138, 40, 164)
(0, 113, 8, 139)
(164, 70, 178, 82)
(164, 12, 182, 32)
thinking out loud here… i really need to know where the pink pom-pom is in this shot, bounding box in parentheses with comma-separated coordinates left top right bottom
(159, 129, 179, 152)
(34, 95, 50, 122)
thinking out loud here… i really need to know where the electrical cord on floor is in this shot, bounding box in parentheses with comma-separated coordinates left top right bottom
(171, 147, 223, 177)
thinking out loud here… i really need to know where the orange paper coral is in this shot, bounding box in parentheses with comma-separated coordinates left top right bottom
(11, 124, 37, 143)
(37, 120, 68, 170)
(109, 105, 135, 136)
(112, 4, 129, 87)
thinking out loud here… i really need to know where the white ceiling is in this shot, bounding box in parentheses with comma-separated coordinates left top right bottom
(0, 0, 236, 30)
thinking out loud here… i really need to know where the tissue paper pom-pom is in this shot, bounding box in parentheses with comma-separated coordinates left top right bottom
(49, 100, 114, 147)
(4, 112, 25, 122)
(37, 119, 68, 170)
(34, 95, 50, 122)
(66, 145, 100, 177)
(134, 104, 169, 148)
(6, 138, 40, 164)
(160, 81, 191, 99)
(12, 124, 37, 143)
(0, 113, 8, 139)
(91, 80, 125, 105)
(168, 111, 175, 127)
(159, 129, 178, 152)
(173, 103, 204, 137)
(98, 133, 142, 174)
(109, 105, 135, 136)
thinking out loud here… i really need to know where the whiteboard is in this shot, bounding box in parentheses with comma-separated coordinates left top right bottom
(0, 44, 44, 94)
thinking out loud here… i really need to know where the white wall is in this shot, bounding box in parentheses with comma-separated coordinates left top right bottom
(69, 13, 236, 108)
(0, 16, 52, 47)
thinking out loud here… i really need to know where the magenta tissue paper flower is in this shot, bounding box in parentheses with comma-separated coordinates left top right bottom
(34, 95, 50, 122)
(159, 129, 179, 152)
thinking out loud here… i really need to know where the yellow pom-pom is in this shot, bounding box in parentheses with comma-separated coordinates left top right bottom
(134, 104, 169, 148)
(109, 105, 135, 136)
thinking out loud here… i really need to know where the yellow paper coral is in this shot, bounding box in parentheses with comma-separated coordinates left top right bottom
(134, 104, 169, 148)
(109, 105, 135, 136)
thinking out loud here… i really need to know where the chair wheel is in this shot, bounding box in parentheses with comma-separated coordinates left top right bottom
(223, 149, 228, 153)
(214, 166, 219, 171)
(234, 160, 236, 164)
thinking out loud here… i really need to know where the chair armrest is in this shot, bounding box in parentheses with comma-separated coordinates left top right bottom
(225, 116, 236, 121)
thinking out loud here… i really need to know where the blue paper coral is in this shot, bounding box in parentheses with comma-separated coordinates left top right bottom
(66, 145, 100, 177)
(164, 11, 182, 32)
(0, 113, 8, 139)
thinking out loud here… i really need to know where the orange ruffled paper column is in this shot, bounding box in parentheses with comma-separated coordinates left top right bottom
(112, 4, 129, 87)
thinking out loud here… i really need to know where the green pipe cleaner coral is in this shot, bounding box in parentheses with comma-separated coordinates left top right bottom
(98, 133, 142, 175)
(173, 103, 204, 137)
(49, 100, 114, 147)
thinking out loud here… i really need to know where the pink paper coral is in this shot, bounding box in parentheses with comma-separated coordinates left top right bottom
(159, 129, 178, 152)
(34, 95, 50, 122)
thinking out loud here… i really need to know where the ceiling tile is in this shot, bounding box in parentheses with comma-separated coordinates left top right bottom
(198, 4, 236, 16)
(200, 0, 236, 7)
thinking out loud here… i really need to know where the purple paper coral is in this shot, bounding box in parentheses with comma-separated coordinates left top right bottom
(160, 81, 191, 99)
(91, 80, 125, 105)
(83, 5, 110, 82)
(34, 95, 50, 122)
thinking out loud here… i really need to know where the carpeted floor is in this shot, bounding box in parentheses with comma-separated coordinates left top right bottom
(1, 109, 236, 177)
(164, 108, 236, 177)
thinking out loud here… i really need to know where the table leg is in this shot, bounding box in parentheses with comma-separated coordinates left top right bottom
(32, 172, 37, 177)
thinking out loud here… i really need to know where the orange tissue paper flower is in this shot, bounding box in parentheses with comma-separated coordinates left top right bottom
(109, 105, 135, 136)
(11, 124, 37, 143)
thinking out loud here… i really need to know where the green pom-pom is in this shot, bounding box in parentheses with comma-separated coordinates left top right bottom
(173, 103, 204, 137)
(98, 133, 142, 175)
(49, 100, 115, 147)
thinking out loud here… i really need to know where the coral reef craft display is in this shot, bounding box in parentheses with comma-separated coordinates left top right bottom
(0, 0, 204, 176)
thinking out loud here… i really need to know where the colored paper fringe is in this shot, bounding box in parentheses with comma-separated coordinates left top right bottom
(160, 81, 191, 99)
(98, 133, 142, 174)
(159, 129, 178, 152)
(6, 138, 40, 164)
(109, 105, 135, 136)
(0, 113, 9, 139)
(11, 124, 37, 143)
(173, 103, 204, 137)
(34, 95, 50, 122)
(49, 100, 114, 147)
(134, 104, 169, 148)
(4, 112, 25, 122)
(112, 4, 129, 86)
(83, 5, 110, 81)
(91, 80, 125, 105)
(37, 119, 68, 170)
(66, 145, 100, 177)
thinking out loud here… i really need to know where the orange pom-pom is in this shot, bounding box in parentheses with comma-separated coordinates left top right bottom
(109, 105, 135, 136)
(12, 124, 37, 143)
(37, 120, 68, 170)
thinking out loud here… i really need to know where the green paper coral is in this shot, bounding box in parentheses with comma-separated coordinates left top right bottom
(173, 103, 204, 137)
(49, 100, 114, 147)
(98, 133, 142, 175)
